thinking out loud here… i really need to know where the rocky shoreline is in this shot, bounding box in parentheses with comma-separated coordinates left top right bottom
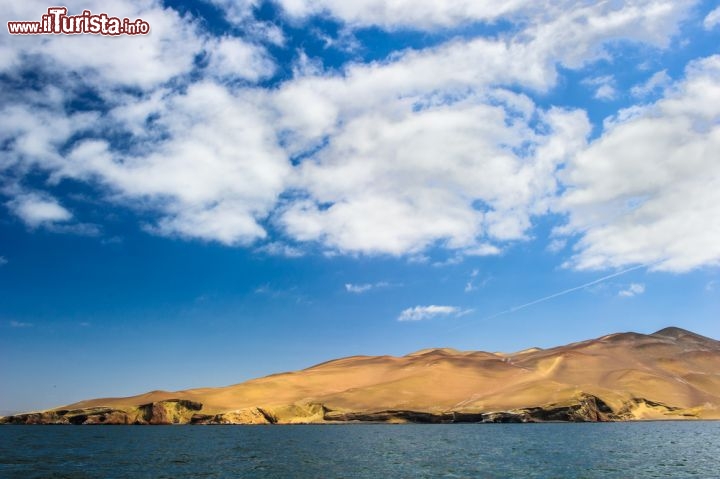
(1, 394, 696, 425)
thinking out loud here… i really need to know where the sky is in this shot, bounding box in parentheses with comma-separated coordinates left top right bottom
(0, 0, 719, 414)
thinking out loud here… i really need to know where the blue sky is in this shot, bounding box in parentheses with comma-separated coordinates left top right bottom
(1, 0, 719, 413)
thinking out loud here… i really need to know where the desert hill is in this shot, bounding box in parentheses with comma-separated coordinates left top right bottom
(3, 327, 720, 424)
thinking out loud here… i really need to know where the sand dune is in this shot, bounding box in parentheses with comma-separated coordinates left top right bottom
(3, 327, 720, 424)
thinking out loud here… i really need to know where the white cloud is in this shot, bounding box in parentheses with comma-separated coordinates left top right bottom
(619, 283, 645, 297)
(345, 281, 391, 293)
(274, 0, 694, 156)
(0, 1, 204, 89)
(464, 269, 487, 292)
(523, 1, 693, 69)
(203, 0, 285, 44)
(464, 244, 502, 256)
(0, 0, 708, 267)
(204, 36, 276, 82)
(0, 101, 98, 173)
(47, 222, 102, 237)
(7, 193, 72, 227)
(704, 6, 720, 30)
(62, 82, 290, 245)
(204, 0, 258, 24)
(547, 238, 567, 253)
(345, 283, 373, 294)
(0, 2, 283, 245)
(631, 70, 672, 98)
(595, 85, 617, 101)
(256, 242, 305, 257)
(271, 0, 693, 256)
(558, 55, 720, 272)
(275, 0, 529, 29)
(398, 305, 472, 322)
(583, 76, 617, 101)
(275, 0, 692, 40)
(279, 95, 590, 255)
(0, 257, 7, 266)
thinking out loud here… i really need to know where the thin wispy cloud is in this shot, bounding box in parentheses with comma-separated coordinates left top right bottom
(464, 269, 479, 292)
(345, 281, 393, 293)
(256, 242, 305, 258)
(398, 305, 473, 322)
(546, 239, 566, 253)
(464, 269, 490, 293)
(345, 283, 373, 293)
(0, 256, 7, 266)
(618, 283, 645, 298)
(253, 283, 310, 304)
(452, 264, 649, 330)
(9, 320, 33, 328)
(631, 70, 671, 98)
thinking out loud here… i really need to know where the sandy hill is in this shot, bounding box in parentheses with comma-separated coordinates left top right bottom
(3, 327, 720, 424)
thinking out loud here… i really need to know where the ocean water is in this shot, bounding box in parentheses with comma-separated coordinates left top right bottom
(1, 422, 719, 478)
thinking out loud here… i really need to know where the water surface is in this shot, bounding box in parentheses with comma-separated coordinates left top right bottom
(1, 422, 718, 478)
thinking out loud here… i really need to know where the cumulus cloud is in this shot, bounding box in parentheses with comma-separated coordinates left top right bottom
(271, 0, 693, 256)
(619, 283, 645, 297)
(0, 0, 712, 274)
(276, 0, 531, 29)
(558, 55, 720, 272)
(0, 2, 282, 245)
(204, 36, 276, 82)
(274, 0, 692, 38)
(398, 305, 472, 322)
(7, 193, 72, 227)
(0, 100, 99, 173)
(279, 95, 590, 255)
(23, 82, 289, 245)
(0, 1, 204, 89)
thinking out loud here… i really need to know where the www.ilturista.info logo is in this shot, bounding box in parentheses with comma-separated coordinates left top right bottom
(7, 7, 150, 35)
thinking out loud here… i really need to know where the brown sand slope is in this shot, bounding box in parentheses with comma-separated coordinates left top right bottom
(4, 327, 720, 424)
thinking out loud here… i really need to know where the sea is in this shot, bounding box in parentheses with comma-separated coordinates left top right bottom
(1, 422, 718, 478)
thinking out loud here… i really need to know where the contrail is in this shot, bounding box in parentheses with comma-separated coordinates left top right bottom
(451, 263, 649, 330)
